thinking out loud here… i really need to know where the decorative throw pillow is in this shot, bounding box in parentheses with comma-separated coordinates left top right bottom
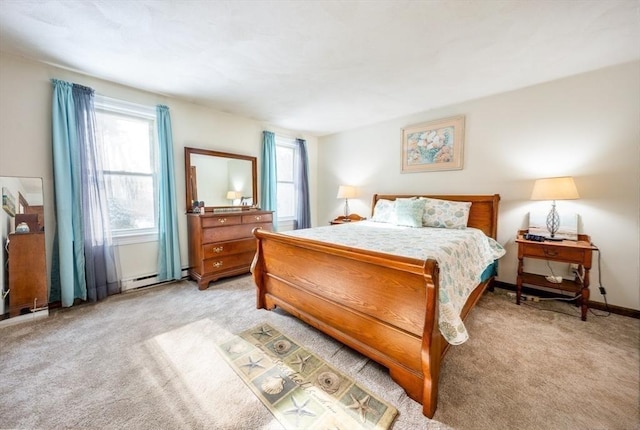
(394, 198, 425, 228)
(420, 197, 471, 229)
(371, 199, 396, 223)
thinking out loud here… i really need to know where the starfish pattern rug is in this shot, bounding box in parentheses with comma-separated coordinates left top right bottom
(216, 323, 398, 429)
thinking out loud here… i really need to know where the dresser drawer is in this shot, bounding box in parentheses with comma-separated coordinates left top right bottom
(202, 222, 273, 243)
(242, 213, 273, 224)
(202, 216, 242, 228)
(521, 243, 586, 263)
(203, 238, 255, 259)
(202, 251, 256, 275)
(203, 224, 254, 243)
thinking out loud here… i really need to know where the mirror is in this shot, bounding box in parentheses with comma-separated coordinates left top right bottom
(184, 147, 257, 212)
(1, 176, 47, 322)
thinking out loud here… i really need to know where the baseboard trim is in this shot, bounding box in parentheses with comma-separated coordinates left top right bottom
(492, 281, 640, 319)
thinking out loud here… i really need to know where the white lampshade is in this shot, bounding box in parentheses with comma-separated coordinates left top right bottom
(336, 185, 358, 199)
(530, 177, 580, 201)
(226, 191, 242, 200)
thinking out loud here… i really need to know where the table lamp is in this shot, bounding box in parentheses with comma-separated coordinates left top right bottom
(530, 176, 579, 239)
(226, 191, 242, 205)
(336, 185, 358, 218)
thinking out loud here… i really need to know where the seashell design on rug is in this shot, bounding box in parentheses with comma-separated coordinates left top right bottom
(261, 376, 286, 394)
(317, 371, 341, 394)
(272, 339, 292, 354)
(227, 342, 248, 354)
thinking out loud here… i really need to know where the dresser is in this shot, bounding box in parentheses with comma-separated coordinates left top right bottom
(187, 210, 273, 290)
(8, 232, 47, 316)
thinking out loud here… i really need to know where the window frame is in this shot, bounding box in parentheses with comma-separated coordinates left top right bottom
(94, 96, 159, 244)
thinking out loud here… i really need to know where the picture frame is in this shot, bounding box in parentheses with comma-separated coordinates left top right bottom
(401, 115, 465, 173)
(2, 186, 16, 217)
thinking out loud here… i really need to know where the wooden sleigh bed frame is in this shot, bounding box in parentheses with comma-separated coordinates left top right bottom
(251, 194, 500, 418)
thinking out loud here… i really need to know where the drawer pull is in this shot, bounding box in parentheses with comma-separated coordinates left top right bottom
(255, 216, 261, 221)
(543, 249, 558, 257)
(213, 246, 224, 253)
(212, 261, 223, 268)
(218, 218, 227, 224)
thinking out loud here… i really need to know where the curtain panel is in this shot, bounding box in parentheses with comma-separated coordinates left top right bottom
(295, 138, 311, 229)
(156, 105, 182, 281)
(261, 131, 278, 230)
(50, 79, 119, 306)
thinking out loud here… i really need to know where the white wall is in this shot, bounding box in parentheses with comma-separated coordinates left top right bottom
(318, 61, 640, 311)
(0, 52, 318, 286)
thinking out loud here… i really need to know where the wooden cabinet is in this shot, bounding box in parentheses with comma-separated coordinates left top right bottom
(515, 229, 597, 321)
(8, 232, 47, 316)
(187, 210, 273, 290)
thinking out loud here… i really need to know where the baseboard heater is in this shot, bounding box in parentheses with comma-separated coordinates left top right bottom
(121, 268, 189, 291)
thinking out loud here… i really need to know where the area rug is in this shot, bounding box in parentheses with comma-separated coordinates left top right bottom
(216, 323, 399, 430)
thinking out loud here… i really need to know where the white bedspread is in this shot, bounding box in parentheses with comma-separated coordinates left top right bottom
(284, 221, 506, 345)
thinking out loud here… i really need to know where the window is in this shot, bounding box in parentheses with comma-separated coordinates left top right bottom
(275, 136, 298, 220)
(94, 97, 158, 239)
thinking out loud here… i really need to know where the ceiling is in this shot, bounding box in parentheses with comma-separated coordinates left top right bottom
(0, 1, 638, 136)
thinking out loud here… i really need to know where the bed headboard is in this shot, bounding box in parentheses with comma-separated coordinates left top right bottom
(371, 194, 500, 239)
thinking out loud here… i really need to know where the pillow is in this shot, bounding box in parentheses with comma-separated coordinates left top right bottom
(371, 199, 396, 223)
(420, 197, 472, 229)
(394, 198, 425, 228)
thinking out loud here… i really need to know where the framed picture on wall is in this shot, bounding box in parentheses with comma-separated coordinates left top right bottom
(401, 115, 465, 173)
(2, 186, 16, 217)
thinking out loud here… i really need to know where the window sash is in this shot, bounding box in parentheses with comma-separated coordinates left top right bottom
(95, 97, 159, 238)
(275, 136, 299, 221)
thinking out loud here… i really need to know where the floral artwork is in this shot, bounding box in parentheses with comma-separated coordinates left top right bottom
(401, 116, 465, 172)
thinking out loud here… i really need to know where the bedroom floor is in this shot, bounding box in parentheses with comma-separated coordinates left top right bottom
(0, 276, 637, 430)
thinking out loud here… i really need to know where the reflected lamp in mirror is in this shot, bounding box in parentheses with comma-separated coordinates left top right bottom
(336, 185, 358, 218)
(226, 191, 242, 205)
(530, 176, 579, 239)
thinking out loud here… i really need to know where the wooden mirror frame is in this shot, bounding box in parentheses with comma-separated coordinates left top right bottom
(184, 147, 258, 213)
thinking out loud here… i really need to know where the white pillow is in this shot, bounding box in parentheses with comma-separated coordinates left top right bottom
(395, 198, 425, 228)
(371, 199, 396, 223)
(419, 197, 471, 229)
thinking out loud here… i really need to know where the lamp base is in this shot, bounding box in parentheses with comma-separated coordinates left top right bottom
(544, 236, 564, 242)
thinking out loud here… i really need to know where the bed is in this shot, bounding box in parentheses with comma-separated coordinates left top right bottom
(251, 194, 503, 417)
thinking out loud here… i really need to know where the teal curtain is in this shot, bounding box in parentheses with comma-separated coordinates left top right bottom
(51, 79, 87, 306)
(261, 131, 278, 230)
(295, 138, 311, 229)
(156, 105, 182, 280)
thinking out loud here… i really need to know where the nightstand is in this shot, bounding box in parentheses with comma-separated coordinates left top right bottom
(515, 229, 597, 321)
(330, 214, 366, 225)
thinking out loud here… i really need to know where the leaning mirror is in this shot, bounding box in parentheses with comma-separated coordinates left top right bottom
(1, 176, 47, 323)
(184, 147, 258, 212)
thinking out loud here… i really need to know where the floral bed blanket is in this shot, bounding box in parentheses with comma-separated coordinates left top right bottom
(284, 221, 506, 345)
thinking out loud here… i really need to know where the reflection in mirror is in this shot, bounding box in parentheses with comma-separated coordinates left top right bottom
(1, 176, 48, 323)
(184, 147, 257, 212)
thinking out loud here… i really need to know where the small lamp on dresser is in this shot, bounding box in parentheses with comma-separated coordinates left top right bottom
(226, 191, 242, 205)
(530, 176, 580, 240)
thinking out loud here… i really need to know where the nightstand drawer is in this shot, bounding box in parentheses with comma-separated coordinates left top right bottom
(520, 243, 586, 263)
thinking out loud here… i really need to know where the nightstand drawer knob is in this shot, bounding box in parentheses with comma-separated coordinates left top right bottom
(544, 249, 558, 257)
(213, 246, 223, 253)
(212, 261, 223, 268)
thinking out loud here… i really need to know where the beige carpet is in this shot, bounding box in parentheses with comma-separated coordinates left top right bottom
(0, 275, 637, 429)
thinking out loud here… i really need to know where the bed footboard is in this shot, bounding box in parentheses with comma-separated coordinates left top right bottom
(251, 227, 444, 417)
